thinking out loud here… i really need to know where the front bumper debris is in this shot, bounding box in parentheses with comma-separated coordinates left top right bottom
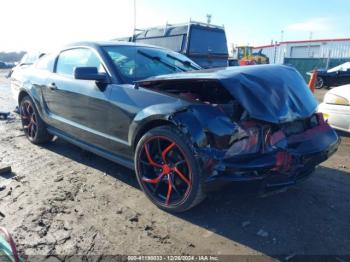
(203, 122, 340, 192)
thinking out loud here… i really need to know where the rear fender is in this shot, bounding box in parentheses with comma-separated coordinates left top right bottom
(18, 86, 46, 120)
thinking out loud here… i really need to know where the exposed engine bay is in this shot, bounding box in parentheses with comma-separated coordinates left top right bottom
(141, 79, 246, 123)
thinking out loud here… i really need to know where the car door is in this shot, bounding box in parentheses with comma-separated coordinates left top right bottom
(42, 48, 124, 153)
(338, 69, 350, 85)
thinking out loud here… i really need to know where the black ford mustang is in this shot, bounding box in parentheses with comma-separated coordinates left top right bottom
(11, 41, 340, 212)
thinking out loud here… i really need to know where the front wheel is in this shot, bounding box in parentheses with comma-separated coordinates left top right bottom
(19, 96, 52, 144)
(315, 77, 324, 89)
(135, 126, 206, 212)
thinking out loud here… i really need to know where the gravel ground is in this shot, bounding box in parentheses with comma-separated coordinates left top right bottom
(0, 69, 349, 261)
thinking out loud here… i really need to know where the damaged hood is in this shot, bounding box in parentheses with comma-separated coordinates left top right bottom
(138, 65, 317, 123)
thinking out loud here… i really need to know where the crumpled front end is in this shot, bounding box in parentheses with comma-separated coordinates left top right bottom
(138, 65, 340, 192)
(200, 113, 340, 191)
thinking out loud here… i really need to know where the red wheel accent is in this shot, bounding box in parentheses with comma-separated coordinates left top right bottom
(138, 136, 192, 207)
(144, 144, 162, 168)
(173, 167, 191, 186)
(161, 142, 175, 162)
(20, 100, 37, 140)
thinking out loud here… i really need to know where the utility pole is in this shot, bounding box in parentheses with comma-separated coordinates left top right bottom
(308, 31, 313, 57)
(273, 41, 278, 64)
(280, 30, 284, 42)
(132, 0, 137, 41)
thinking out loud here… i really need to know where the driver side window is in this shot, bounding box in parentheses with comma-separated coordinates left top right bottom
(56, 48, 105, 77)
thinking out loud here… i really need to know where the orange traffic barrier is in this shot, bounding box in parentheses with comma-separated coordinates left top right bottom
(308, 70, 318, 93)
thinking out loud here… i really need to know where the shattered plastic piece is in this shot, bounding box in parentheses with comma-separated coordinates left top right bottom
(0, 166, 12, 175)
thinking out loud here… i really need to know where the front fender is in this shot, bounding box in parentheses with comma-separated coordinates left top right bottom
(170, 105, 241, 149)
(128, 100, 187, 146)
(129, 102, 241, 153)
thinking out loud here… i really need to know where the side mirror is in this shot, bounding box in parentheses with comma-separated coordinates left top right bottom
(74, 67, 108, 82)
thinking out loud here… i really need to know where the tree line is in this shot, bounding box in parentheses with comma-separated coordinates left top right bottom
(0, 51, 26, 62)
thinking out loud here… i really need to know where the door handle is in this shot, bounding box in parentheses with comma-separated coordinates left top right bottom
(48, 83, 58, 90)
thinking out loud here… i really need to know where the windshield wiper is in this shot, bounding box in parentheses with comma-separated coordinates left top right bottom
(137, 50, 185, 72)
(166, 54, 200, 70)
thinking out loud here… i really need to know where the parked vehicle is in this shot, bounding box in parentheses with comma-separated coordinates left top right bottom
(318, 84, 350, 132)
(8, 52, 45, 101)
(12, 41, 339, 212)
(0, 61, 15, 69)
(308, 62, 350, 89)
(116, 21, 229, 69)
(233, 46, 269, 66)
(0, 61, 8, 69)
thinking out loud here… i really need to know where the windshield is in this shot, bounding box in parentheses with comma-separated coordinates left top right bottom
(189, 28, 228, 55)
(103, 45, 201, 84)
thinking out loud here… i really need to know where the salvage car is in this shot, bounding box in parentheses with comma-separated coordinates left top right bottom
(318, 84, 350, 132)
(308, 62, 350, 89)
(12, 41, 340, 212)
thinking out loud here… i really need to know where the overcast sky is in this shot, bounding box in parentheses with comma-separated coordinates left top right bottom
(1, 0, 349, 52)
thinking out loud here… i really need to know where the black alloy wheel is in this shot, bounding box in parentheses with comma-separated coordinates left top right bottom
(20, 96, 52, 144)
(135, 126, 205, 212)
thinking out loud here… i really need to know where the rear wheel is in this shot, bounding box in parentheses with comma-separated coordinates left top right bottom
(315, 77, 324, 89)
(135, 126, 206, 212)
(19, 96, 52, 144)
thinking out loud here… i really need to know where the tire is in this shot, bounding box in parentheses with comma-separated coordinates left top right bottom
(315, 77, 324, 89)
(134, 126, 206, 212)
(19, 95, 52, 144)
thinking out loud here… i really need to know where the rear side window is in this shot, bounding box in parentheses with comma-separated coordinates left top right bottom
(55, 48, 105, 76)
(35, 54, 54, 71)
(20, 52, 45, 65)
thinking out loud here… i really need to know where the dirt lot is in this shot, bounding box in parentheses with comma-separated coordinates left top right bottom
(0, 69, 350, 261)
